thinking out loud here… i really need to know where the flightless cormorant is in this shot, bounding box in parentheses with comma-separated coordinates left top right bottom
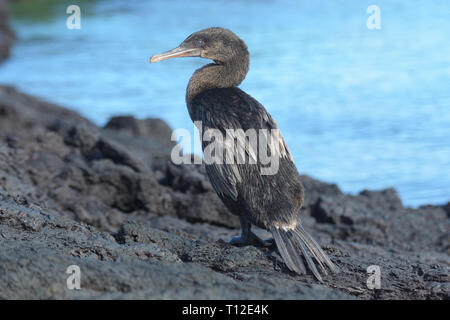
(150, 27, 337, 281)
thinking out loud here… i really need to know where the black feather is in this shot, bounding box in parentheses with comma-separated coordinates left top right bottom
(271, 224, 337, 281)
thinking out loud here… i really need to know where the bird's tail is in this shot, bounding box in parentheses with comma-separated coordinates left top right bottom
(270, 223, 337, 282)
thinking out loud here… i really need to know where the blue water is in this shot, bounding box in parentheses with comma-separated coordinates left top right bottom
(1, 0, 449, 207)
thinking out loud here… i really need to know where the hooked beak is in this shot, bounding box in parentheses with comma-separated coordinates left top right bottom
(150, 45, 202, 63)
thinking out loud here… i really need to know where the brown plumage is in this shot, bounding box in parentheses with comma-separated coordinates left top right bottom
(150, 27, 337, 281)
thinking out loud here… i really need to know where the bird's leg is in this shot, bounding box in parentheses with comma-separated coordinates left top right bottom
(229, 217, 273, 247)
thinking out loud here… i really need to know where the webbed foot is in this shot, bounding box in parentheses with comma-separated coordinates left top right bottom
(228, 232, 274, 248)
(228, 217, 274, 248)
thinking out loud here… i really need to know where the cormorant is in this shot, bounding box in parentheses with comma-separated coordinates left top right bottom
(150, 27, 337, 281)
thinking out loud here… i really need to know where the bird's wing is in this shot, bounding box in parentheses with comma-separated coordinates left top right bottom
(194, 87, 293, 201)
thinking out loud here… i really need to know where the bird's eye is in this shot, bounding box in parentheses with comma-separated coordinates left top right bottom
(196, 40, 204, 46)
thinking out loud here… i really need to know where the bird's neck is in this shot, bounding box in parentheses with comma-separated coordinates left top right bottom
(186, 57, 249, 119)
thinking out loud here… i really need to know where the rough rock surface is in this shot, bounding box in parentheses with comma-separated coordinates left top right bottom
(0, 85, 449, 299)
(0, 0, 14, 62)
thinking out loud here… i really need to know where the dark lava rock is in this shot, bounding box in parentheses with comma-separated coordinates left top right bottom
(0, 85, 449, 299)
(0, 195, 351, 299)
(0, 86, 238, 232)
(104, 115, 174, 147)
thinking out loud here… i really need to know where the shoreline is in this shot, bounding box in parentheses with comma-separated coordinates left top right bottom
(0, 85, 448, 299)
(0, 1, 448, 300)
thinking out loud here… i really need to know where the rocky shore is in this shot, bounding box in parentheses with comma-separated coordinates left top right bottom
(0, 85, 448, 299)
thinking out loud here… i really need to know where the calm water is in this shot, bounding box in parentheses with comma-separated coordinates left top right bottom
(1, 0, 449, 207)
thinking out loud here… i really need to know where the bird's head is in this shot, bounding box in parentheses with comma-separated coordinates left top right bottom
(150, 27, 249, 66)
